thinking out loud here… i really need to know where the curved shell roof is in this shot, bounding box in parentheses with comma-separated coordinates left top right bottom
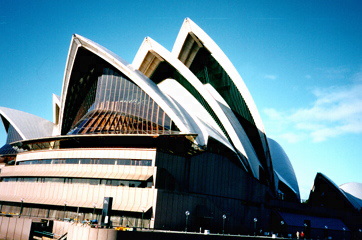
(268, 138, 300, 199)
(312, 173, 361, 211)
(0, 18, 297, 191)
(170, 18, 274, 185)
(340, 182, 362, 200)
(158, 79, 232, 150)
(59, 34, 199, 139)
(339, 182, 362, 210)
(173, 18, 267, 138)
(133, 37, 263, 175)
(0, 107, 54, 142)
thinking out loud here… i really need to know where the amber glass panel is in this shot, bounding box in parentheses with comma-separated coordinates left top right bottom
(68, 68, 178, 135)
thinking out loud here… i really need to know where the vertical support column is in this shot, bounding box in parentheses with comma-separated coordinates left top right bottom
(101, 197, 113, 228)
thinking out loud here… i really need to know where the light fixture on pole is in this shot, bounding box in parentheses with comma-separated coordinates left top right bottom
(63, 201, 68, 220)
(185, 210, 190, 232)
(19, 198, 24, 217)
(280, 221, 285, 237)
(253, 218, 258, 236)
(222, 214, 227, 235)
(141, 207, 146, 229)
(92, 203, 97, 219)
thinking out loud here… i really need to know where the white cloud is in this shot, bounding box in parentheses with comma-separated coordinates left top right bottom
(317, 66, 350, 80)
(263, 108, 283, 120)
(264, 72, 362, 143)
(264, 74, 277, 80)
(280, 132, 306, 143)
(295, 122, 324, 131)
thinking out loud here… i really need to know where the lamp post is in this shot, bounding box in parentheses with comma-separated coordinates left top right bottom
(19, 198, 24, 217)
(280, 221, 285, 237)
(324, 225, 328, 240)
(342, 227, 346, 240)
(92, 203, 97, 220)
(63, 201, 67, 220)
(141, 208, 145, 229)
(222, 214, 227, 235)
(253, 218, 258, 236)
(185, 210, 190, 232)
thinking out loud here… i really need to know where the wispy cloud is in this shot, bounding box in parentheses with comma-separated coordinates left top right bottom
(264, 70, 362, 143)
(317, 66, 350, 80)
(264, 74, 277, 80)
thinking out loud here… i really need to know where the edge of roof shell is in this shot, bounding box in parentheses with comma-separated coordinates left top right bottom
(172, 18, 266, 136)
(133, 37, 265, 177)
(313, 173, 358, 210)
(0, 106, 54, 141)
(58, 34, 196, 138)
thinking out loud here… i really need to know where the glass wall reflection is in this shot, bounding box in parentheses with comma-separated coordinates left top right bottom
(68, 68, 179, 135)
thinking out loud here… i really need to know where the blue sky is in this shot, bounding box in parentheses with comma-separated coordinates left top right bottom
(0, 0, 361, 200)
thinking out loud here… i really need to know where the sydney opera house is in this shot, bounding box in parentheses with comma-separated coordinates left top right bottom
(0, 18, 361, 238)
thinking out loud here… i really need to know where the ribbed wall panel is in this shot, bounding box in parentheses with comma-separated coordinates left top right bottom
(0, 164, 155, 181)
(16, 148, 156, 162)
(0, 182, 156, 212)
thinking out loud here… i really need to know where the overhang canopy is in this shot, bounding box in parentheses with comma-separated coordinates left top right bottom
(279, 212, 349, 231)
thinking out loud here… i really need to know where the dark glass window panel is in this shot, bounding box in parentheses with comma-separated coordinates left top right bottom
(65, 159, 79, 164)
(123, 159, 131, 165)
(19, 161, 30, 165)
(119, 181, 127, 186)
(99, 159, 116, 165)
(15, 158, 152, 166)
(111, 180, 121, 186)
(1, 177, 153, 188)
(89, 179, 100, 185)
(52, 159, 65, 164)
(72, 178, 88, 184)
(129, 181, 141, 187)
(79, 159, 91, 164)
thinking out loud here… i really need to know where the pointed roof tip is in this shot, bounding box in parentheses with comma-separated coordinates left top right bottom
(145, 36, 156, 42)
(181, 18, 197, 33)
(72, 34, 89, 42)
(145, 36, 161, 48)
(142, 37, 153, 47)
(184, 17, 196, 24)
(52, 93, 61, 102)
(71, 34, 82, 46)
(185, 17, 195, 22)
